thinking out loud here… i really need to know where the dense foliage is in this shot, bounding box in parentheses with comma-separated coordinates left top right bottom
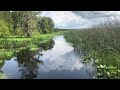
(0, 11, 55, 37)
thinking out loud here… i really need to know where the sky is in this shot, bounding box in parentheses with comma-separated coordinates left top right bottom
(41, 11, 120, 29)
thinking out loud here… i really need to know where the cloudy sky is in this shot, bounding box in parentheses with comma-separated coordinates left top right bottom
(41, 11, 120, 29)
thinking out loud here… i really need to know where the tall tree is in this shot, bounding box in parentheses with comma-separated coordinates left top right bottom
(40, 17, 49, 34)
(0, 11, 56, 37)
(0, 11, 13, 36)
(40, 17, 55, 34)
(47, 17, 54, 33)
(11, 11, 41, 37)
(11, 11, 22, 34)
(20, 11, 41, 37)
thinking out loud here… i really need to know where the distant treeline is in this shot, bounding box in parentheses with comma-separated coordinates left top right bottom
(54, 28, 80, 31)
(0, 11, 55, 37)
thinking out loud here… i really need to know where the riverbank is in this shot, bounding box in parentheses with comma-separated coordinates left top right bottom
(0, 35, 96, 79)
(0, 32, 61, 64)
(64, 21, 120, 79)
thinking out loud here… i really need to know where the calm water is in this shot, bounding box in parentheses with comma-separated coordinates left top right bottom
(1, 35, 97, 79)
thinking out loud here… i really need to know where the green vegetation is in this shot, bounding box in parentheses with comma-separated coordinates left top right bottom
(0, 11, 55, 37)
(0, 72, 7, 79)
(0, 11, 61, 67)
(64, 18, 120, 79)
(0, 32, 60, 63)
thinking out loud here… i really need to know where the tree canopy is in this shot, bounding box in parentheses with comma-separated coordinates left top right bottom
(0, 11, 55, 37)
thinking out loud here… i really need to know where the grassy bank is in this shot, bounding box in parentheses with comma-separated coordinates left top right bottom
(0, 32, 61, 63)
(64, 19, 120, 79)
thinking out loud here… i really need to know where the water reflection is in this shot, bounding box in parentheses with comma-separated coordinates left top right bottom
(38, 39, 55, 51)
(1, 35, 97, 79)
(0, 61, 5, 75)
(36, 35, 97, 79)
(1, 39, 55, 79)
(16, 39, 55, 79)
(0, 61, 5, 69)
(16, 48, 43, 79)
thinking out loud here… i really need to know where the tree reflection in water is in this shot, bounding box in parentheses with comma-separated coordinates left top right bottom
(16, 48, 43, 79)
(0, 61, 5, 72)
(16, 39, 55, 79)
(38, 39, 55, 51)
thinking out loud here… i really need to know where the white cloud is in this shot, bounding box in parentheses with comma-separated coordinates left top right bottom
(41, 11, 120, 29)
(41, 11, 91, 29)
(73, 11, 120, 19)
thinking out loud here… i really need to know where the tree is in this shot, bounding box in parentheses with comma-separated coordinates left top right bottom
(20, 11, 41, 37)
(0, 19, 11, 37)
(11, 11, 21, 34)
(40, 17, 49, 34)
(0, 11, 56, 37)
(40, 17, 55, 34)
(0, 11, 13, 34)
(46, 17, 54, 33)
(11, 11, 41, 37)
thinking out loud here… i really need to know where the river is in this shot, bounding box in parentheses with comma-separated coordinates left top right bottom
(1, 35, 97, 79)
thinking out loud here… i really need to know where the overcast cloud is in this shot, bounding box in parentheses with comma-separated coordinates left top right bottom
(41, 11, 120, 29)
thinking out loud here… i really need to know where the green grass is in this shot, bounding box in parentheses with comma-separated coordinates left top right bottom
(0, 32, 60, 41)
(0, 32, 61, 63)
(64, 18, 120, 79)
(0, 32, 61, 62)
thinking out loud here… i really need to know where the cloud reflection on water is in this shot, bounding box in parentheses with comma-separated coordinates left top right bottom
(38, 35, 85, 72)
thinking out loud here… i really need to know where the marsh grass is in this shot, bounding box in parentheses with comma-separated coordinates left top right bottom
(64, 17, 120, 79)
